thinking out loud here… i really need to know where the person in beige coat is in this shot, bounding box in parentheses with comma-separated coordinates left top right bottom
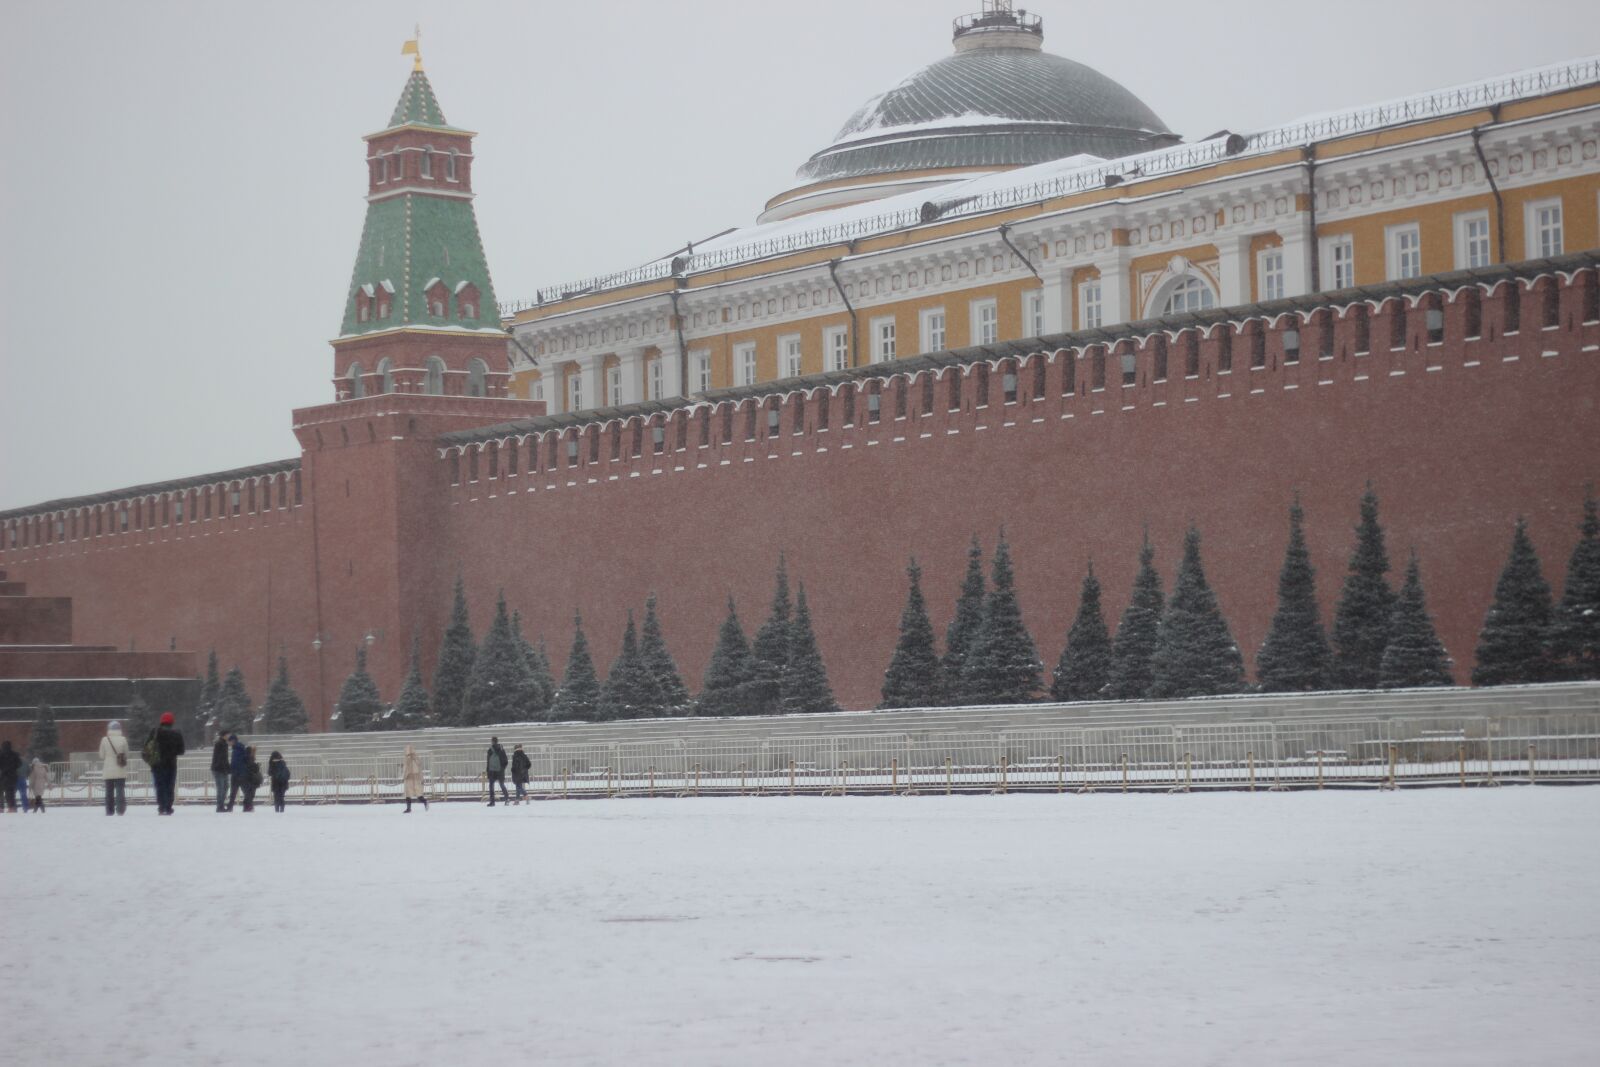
(402, 745, 428, 813)
(99, 720, 130, 816)
(27, 758, 50, 813)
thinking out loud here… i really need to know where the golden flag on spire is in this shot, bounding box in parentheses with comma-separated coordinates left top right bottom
(401, 25, 422, 71)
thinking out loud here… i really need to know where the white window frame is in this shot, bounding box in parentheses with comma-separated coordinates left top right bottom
(1386, 223, 1422, 281)
(735, 342, 757, 386)
(1258, 248, 1285, 302)
(824, 326, 849, 372)
(1024, 290, 1045, 338)
(1454, 210, 1492, 270)
(779, 334, 803, 379)
(920, 307, 946, 353)
(691, 350, 710, 394)
(606, 364, 621, 407)
(872, 316, 897, 362)
(530, 377, 544, 403)
(567, 372, 582, 414)
(970, 298, 998, 345)
(649, 358, 664, 400)
(1079, 280, 1103, 329)
(1525, 198, 1564, 259)
(1321, 235, 1356, 290)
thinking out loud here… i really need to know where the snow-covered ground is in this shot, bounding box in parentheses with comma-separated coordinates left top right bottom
(7, 790, 1598, 1066)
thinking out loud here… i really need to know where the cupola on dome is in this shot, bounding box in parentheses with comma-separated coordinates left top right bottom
(761, 2, 1178, 222)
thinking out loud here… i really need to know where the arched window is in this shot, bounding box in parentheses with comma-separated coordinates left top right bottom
(1160, 275, 1217, 315)
(348, 362, 366, 399)
(377, 357, 395, 395)
(424, 356, 446, 396)
(447, 150, 459, 182)
(466, 359, 488, 398)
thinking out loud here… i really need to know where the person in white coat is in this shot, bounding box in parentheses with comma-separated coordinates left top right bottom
(99, 720, 130, 816)
(402, 745, 428, 813)
(27, 758, 50, 813)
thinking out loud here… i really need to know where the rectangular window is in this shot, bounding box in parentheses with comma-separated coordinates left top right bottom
(1455, 211, 1492, 269)
(921, 308, 946, 353)
(1002, 368, 1018, 404)
(1323, 235, 1355, 290)
(824, 326, 849, 372)
(568, 373, 583, 413)
(1387, 224, 1422, 281)
(531, 378, 545, 403)
(652, 424, 665, 454)
(873, 317, 896, 362)
(1119, 351, 1136, 387)
(1259, 249, 1285, 301)
(1025, 290, 1045, 338)
(607, 365, 621, 407)
(1079, 281, 1103, 329)
(650, 358, 664, 400)
(780, 335, 802, 379)
(1528, 199, 1564, 259)
(735, 342, 757, 386)
(867, 388, 881, 423)
(971, 299, 998, 345)
(692, 350, 711, 394)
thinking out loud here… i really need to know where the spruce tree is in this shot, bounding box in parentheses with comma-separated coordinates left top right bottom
(432, 575, 476, 727)
(1051, 562, 1112, 702)
(194, 650, 221, 740)
(512, 610, 553, 716)
(389, 638, 434, 730)
(599, 611, 654, 720)
(748, 555, 794, 715)
(1105, 535, 1164, 699)
(27, 704, 63, 764)
(1256, 500, 1333, 692)
(960, 531, 1043, 704)
(699, 598, 755, 717)
(881, 558, 944, 708)
(782, 583, 840, 714)
(1149, 525, 1246, 699)
(1379, 554, 1455, 688)
(464, 592, 537, 725)
(941, 536, 987, 704)
(550, 611, 601, 721)
(334, 648, 383, 732)
(1554, 490, 1600, 680)
(259, 655, 309, 733)
(1331, 486, 1395, 689)
(530, 639, 557, 719)
(124, 693, 158, 743)
(1472, 518, 1556, 686)
(214, 666, 254, 736)
(639, 594, 690, 715)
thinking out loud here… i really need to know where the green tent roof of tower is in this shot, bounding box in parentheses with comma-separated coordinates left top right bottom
(388, 69, 457, 130)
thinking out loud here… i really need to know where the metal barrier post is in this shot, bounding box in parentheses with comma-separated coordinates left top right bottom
(841, 760, 849, 794)
(890, 757, 898, 794)
(789, 758, 796, 797)
(1387, 745, 1398, 790)
(1247, 750, 1255, 792)
(1057, 754, 1065, 794)
(999, 755, 1008, 795)
(649, 766, 656, 798)
(1120, 753, 1128, 793)
(607, 765, 614, 798)
(1185, 752, 1192, 793)
(945, 755, 952, 795)
(694, 763, 701, 797)
(478, 771, 488, 802)
(369, 774, 379, 804)
(1317, 750, 1324, 791)
(1459, 745, 1466, 788)
(1528, 743, 1536, 783)
(739, 763, 747, 796)
(562, 766, 569, 800)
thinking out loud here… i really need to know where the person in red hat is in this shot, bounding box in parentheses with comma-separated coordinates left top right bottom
(151, 712, 186, 814)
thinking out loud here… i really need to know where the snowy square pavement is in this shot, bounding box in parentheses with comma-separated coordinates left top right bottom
(6, 789, 1598, 1066)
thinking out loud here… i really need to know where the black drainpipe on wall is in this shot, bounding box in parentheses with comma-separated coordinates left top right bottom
(1471, 105, 1506, 264)
(827, 253, 859, 367)
(669, 287, 689, 395)
(998, 223, 1042, 280)
(1305, 145, 1320, 293)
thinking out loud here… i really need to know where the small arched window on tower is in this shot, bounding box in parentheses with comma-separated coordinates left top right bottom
(376, 358, 395, 395)
(420, 147, 433, 178)
(348, 362, 366, 400)
(355, 285, 373, 324)
(424, 356, 446, 396)
(376, 281, 393, 320)
(456, 282, 480, 321)
(466, 359, 488, 398)
(447, 149, 459, 182)
(425, 278, 449, 319)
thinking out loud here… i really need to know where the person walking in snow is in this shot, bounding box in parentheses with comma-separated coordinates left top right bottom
(267, 751, 291, 813)
(211, 733, 231, 812)
(1, 739, 21, 812)
(401, 745, 428, 813)
(99, 720, 130, 816)
(240, 745, 262, 812)
(227, 733, 248, 811)
(510, 743, 531, 805)
(27, 757, 49, 812)
(152, 712, 186, 815)
(485, 736, 510, 806)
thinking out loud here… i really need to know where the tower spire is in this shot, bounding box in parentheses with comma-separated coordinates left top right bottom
(402, 25, 423, 72)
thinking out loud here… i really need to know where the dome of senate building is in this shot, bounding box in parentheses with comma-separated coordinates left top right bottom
(761, 4, 1179, 221)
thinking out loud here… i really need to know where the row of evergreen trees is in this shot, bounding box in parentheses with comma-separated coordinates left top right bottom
(880, 488, 1600, 706)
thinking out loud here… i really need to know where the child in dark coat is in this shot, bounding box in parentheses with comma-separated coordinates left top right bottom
(267, 751, 291, 813)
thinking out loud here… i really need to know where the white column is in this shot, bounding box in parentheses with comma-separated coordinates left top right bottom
(616, 348, 645, 406)
(1216, 235, 1253, 307)
(1040, 264, 1071, 334)
(654, 339, 684, 400)
(573, 355, 602, 414)
(1280, 226, 1313, 298)
(1094, 248, 1132, 326)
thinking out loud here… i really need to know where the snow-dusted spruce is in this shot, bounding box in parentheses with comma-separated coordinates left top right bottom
(214, 666, 254, 736)
(432, 576, 476, 727)
(782, 583, 839, 715)
(259, 655, 309, 733)
(389, 638, 433, 730)
(748, 555, 794, 716)
(1149, 525, 1245, 699)
(335, 648, 383, 732)
(512, 610, 554, 718)
(960, 531, 1043, 705)
(1256, 500, 1332, 692)
(27, 704, 62, 764)
(532, 640, 558, 719)
(1331, 486, 1395, 689)
(1473, 518, 1556, 686)
(699, 598, 756, 717)
(1379, 554, 1454, 688)
(639, 594, 691, 716)
(1105, 535, 1164, 700)
(600, 611, 655, 721)
(881, 558, 944, 709)
(193, 650, 221, 742)
(550, 611, 601, 721)
(124, 693, 157, 743)
(1554, 490, 1600, 680)
(1050, 562, 1111, 702)
(464, 592, 538, 726)
(941, 536, 987, 705)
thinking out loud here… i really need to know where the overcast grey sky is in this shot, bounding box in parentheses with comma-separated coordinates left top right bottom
(3, 0, 1596, 510)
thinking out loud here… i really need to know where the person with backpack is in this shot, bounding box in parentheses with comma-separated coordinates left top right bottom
(0, 740, 21, 813)
(240, 745, 262, 812)
(510, 743, 531, 805)
(27, 758, 49, 812)
(149, 712, 186, 815)
(267, 750, 290, 813)
(485, 736, 510, 806)
(227, 733, 248, 811)
(401, 744, 428, 813)
(99, 720, 130, 816)
(210, 733, 231, 812)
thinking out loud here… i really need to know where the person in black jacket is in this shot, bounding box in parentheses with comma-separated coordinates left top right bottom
(153, 713, 186, 815)
(227, 734, 248, 811)
(210, 734, 230, 812)
(510, 744, 531, 805)
(485, 737, 510, 806)
(268, 751, 291, 813)
(0, 740, 21, 813)
(240, 745, 261, 812)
